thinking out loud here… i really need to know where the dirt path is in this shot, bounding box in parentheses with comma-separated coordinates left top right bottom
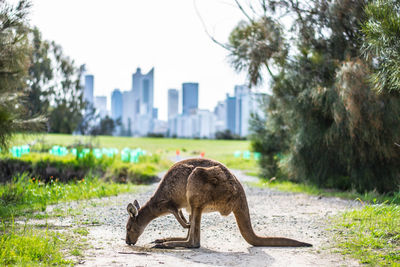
(43, 171, 360, 266)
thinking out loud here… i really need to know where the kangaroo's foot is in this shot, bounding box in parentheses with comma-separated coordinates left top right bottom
(152, 240, 200, 249)
(151, 237, 188, 244)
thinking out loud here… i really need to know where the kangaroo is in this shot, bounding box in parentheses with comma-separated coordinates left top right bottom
(125, 158, 312, 248)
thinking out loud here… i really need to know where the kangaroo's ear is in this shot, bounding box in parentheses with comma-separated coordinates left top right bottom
(133, 199, 140, 210)
(127, 203, 138, 218)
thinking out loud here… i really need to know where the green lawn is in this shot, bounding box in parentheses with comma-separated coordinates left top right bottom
(11, 134, 257, 170)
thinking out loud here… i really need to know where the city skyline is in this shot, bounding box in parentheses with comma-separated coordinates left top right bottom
(84, 69, 266, 138)
(25, 0, 270, 121)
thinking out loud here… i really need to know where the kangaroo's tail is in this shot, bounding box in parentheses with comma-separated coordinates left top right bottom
(232, 192, 312, 247)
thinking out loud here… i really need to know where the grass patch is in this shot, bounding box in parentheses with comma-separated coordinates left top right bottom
(10, 133, 255, 169)
(332, 204, 400, 266)
(73, 227, 89, 236)
(249, 179, 400, 204)
(0, 174, 138, 220)
(0, 222, 72, 266)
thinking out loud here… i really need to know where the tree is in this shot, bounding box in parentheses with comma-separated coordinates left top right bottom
(44, 42, 85, 133)
(25, 26, 85, 134)
(0, 0, 44, 149)
(76, 102, 98, 135)
(228, 0, 400, 193)
(90, 116, 120, 136)
(26, 27, 53, 117)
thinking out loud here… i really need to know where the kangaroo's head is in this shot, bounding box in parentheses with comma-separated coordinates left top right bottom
(125, 199, 144, 245)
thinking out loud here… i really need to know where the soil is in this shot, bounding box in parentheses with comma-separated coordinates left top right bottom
(37, 170, 361, 266)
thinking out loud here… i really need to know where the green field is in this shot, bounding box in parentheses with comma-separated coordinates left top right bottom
(11, 134, 257, 171)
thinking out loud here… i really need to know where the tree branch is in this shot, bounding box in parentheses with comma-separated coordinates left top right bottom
(192, 0, 232, 51)
(234, 0, 254, 23)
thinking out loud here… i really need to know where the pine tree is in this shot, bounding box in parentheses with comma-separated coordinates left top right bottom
(0, 0, 44, 149)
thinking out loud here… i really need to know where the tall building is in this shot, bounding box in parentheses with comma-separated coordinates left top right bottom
(111, 89, 123, 120)
(168, 89, 179, 119)
(152, 108, 158, 119)
(173, 110, 216, 139)
(84, 75, 94, 104)
(122, 90, 134, 135)
(234, 85, 251, 136)
(226, 94, 236, 134)
(214, 100, 226, 132)
(94, 96, 108, 118)
(224, 84, 268, 137)
(182, 83, 198, 115)
(131, 67, 155, 135)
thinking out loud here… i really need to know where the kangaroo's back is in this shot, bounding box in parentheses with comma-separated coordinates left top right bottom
(150, 158, 238, 208)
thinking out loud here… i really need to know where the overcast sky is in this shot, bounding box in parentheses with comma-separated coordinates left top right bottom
(26, 0, 265, 120)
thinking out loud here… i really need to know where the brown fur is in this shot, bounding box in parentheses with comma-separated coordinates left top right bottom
(126, 158, 312, 248)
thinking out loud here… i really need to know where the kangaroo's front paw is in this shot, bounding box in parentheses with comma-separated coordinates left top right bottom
(152, 243, 171, 249)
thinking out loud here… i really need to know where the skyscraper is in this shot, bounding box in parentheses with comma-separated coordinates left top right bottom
(168, 89, 179, 119)
(111, 89, 123, 120)
(214, 100, 226, 132)
(182, 83, 198, 115)
(131, 67, 154, 135)
(84, 75, 94, 104)
(226, 94, 236, 134)
(131, 67, 154, 116)
(94, 96, 108, 118)
(122, 90, 134, 135)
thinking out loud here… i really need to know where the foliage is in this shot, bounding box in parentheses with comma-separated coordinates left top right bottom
(0, 151, 169, 185)
(106, 160, 158, 184)
(215, 129, 245, 140)
(228, 16, 286, 85)
(362, 0, 400, 92)
(76, 102, 98, 135)
(0, 152, 109, 183)
(26, 27, 53, 117)
(0, 173, 137, 219)
(230, 0, 400, 193)
(90, 115, 121, 136)
(28, 25, 86, 134)
(0, 223, 71, 266)
(333, 204, 400, 265)
(0, 0, 45, 149)
(46, 45, 85, 133)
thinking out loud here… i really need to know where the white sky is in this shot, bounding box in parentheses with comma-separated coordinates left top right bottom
(26, 0, 266, 120)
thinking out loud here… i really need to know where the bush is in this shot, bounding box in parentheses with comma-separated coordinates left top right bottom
(0, 152, 170, 185)
(0, 153, 110, 183)
(105, 155, 171, 184)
